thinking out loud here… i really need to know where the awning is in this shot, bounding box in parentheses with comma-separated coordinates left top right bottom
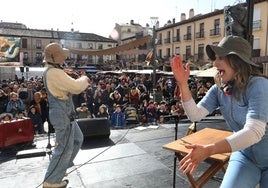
(69, 36, 151, 56)
(195, 67, 217, 77)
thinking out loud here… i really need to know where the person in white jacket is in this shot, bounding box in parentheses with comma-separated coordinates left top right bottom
(42, 43, 89, 188)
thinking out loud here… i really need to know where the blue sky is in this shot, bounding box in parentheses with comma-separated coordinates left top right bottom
(0, 0, 245, 37)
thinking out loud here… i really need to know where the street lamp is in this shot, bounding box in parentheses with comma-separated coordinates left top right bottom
(150, 17, 158, 102)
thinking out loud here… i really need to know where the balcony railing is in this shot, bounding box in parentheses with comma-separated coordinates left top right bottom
(183, 34, 192, 41)
(164, 38, 171, 44)
(195, 32, 205, 39)
(253, 20, 262, 30)
(210, 28, 221, 36)
(172, 36, 180, 42)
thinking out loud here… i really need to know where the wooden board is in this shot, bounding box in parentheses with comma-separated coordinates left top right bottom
(163, 128, 232, 161)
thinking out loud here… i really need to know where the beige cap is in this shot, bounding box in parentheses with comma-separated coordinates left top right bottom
(43, 43, 69, 65)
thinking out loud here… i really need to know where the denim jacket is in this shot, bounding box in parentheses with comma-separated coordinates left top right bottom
(199, 76, 268, 167)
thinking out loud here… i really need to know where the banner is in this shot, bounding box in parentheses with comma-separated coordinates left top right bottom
(69, 36, 151, 56)
(0, 36, 21, 66)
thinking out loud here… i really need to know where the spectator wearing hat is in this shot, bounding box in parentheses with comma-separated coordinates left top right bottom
(0, 113, 13, 123)
(0, 89, 8, 114)
(109, 90, 122, 107)
(76, 103, 93, 119)
(42, 43, 90, 188)
(128, 86, 140, 108)
(96, 104, 109, 119)
(110, 105, 125, 127)
(6, 92, 25, 117)
(146, 100, 157, 124)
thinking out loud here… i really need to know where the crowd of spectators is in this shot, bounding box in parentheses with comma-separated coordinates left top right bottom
(0, 70, 214, 133)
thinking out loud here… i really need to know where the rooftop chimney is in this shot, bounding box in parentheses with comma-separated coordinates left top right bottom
(189, 8, 194, 19)
(181, 13, 186, 21)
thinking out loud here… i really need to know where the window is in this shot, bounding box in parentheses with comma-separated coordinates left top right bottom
(23, 52, 28, 60)
(174, 29, 180, 42)
(198, 44, 204, 60)
(200, 23, 204, 38)
(35, 52, 43, 64)
(76, 43, 82, 48)
(165, 48, 171, 60)
(187, 26, 191, 34)
(88, 43, 93, 49)
(253, 37, 260, 50)
(215, 19, 220, 35)
(36, 40, 42, 49)
(175, 47, 180, 55)
(98, 44, 103, 49)
(253, 8, 261, 30)
(158, 49, 162, 58)
(22, 38, 27, 49)
(186, 45, 191, 60)
(158, 33, 162, 45)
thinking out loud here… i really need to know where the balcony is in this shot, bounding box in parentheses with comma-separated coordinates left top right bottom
(253, 20, 262, 30)
(183, 34, 192, 41)
(164, 38, 171, 44)
(195, 32, 205, 39)
(172, 36, 180, 42)
(210, 28, 221, 36)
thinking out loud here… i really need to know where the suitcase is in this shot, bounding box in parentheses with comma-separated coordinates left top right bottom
(75, 117, 110, 138)
(0, 118, 34, 149)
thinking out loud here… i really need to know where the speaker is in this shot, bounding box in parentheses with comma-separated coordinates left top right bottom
(19, 66, 24, 73)
(76, 118, 111, 138)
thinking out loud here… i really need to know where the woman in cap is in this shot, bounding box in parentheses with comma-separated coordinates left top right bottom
(171, 35, 268, 187)
(42, 43, 89, 188)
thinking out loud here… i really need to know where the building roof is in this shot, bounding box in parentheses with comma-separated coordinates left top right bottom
(0, 22, 116, 43)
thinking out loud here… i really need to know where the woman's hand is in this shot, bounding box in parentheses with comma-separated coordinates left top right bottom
(179, 144, 212, 174)
(171, 55, 190, 85)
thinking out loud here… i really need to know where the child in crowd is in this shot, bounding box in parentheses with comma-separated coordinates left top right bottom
(28, 105, 44, 134)
(16, 111, 27, 120)
(96, 104, 109, 119)
(111, 105, 125, 127)
(0, 113, 13, 123)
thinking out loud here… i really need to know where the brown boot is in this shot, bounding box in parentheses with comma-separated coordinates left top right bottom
(43, 180, 68, 188)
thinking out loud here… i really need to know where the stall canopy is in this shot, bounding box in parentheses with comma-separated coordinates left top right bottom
(195, 67, 217, 77)
(69, 36, 151, 56)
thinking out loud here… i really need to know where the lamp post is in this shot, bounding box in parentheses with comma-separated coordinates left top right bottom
(246, 0, 254, 46)
(150, 17, 158, 102)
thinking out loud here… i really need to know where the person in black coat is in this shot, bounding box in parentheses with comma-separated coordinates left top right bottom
(0, 89, 8, 114)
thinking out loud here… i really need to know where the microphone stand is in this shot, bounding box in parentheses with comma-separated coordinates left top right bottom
(164, 114, 180, 188)
(45, 121, 54, 159)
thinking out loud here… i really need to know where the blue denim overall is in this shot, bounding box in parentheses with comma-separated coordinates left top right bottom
(43, 68, 83, 184)
(199, 76, 268, 188)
